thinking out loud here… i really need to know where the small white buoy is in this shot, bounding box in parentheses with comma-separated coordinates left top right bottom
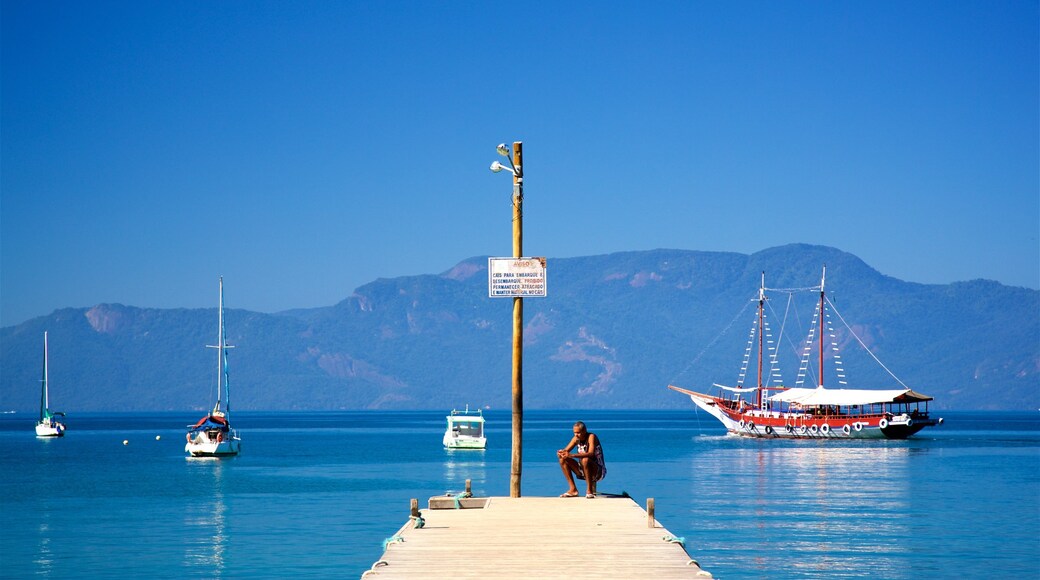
(123, 440, 129, 445)
(155, 435, 161, 441)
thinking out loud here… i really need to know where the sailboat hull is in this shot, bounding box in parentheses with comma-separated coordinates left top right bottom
(185, 432, 241, 457)
(35, 421, 65, 437)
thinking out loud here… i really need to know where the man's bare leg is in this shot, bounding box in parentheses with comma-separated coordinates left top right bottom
(580, 457, 598, 496)
(558, 455, 581, 496)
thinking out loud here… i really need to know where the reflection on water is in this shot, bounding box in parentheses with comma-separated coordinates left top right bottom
(4, 411, 1033, 579)
(442, 449, 487, 495)
(35, 517, 54, 575)
(690, 441, 923, 579)
(183, 458, 227, 577)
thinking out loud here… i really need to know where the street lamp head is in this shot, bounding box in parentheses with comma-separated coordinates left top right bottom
(490, 160, 515, 175)
(496, 143, 511, 157)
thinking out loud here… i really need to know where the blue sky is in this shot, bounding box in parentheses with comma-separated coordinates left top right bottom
(2, 1, 1037, 326)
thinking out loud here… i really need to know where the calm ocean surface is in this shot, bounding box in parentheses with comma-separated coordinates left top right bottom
(2, 409, 1037, 579)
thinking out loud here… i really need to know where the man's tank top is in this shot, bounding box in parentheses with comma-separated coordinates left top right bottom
(576, 437, 607, 480)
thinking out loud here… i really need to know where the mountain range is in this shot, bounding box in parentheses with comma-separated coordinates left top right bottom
(2, 244, 1037, 412)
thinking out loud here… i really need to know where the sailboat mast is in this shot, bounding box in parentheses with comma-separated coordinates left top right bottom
(214, 277, 224, 413)
(40, 331, 49, 420)
(204, 276, 235, 418)
(818, 266, 826, 389)
(221, 278, 231, 416)
(757, 272, 765, 408)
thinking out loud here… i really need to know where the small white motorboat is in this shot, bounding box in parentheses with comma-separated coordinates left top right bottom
(442, 406, 486, 449)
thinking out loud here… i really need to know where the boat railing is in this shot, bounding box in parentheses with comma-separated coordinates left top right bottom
(750, 407, 929, 422)
(187, 428, 239, 445)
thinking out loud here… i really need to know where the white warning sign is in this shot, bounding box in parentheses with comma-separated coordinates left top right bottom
(488, 257, 547, 298)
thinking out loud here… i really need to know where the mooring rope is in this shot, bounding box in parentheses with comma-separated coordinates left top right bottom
(453, 491, 472, 509)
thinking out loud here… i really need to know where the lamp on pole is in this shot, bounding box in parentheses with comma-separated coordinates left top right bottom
(490, 141, 524, 498)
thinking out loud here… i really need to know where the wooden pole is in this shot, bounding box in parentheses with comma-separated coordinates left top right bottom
(510, 141, 524, 498)
(647, 498, 656, 528)
(410, 498, 419, 518)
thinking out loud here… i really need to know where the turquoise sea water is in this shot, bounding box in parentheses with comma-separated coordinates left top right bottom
(1, 410, 1037, 579)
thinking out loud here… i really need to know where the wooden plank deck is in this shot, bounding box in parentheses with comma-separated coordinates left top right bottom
(362, 495, 713, 579)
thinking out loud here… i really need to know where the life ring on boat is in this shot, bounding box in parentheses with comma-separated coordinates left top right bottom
(746, 422, 756, 432)
(785, 424, 794, 433)
(853, 422, 863, 432)
(809, 424, 819, 434)
(765, 425, 774, 435)
(905, 418, 913, 427)
(842, 424, 851, 435)
(879, 418, 889, 429)
(820, 424, 830, 434)
(739, 419, 746, 429)
(799, 425, 808, 435)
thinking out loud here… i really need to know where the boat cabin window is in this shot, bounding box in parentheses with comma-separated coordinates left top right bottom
(454, 422, 483, 437)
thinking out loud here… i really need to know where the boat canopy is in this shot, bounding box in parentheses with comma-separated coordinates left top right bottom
(188, 414, 229, 432)
(448, 415, 484, 423)
(767, 386, 933, 407)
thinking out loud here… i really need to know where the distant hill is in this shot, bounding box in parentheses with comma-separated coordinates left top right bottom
(2, 245, 1037, 412)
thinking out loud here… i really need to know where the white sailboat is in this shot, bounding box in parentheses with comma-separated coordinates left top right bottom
(185, 277, 242, 457)
(35, 332, 66, 437)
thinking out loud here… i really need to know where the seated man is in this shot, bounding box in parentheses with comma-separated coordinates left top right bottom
(557, 421, 606, 498)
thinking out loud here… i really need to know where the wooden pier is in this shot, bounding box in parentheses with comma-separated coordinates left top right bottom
(362, 494, 712, 579)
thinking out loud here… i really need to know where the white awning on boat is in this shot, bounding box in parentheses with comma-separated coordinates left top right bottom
(767, 386, 933, 407)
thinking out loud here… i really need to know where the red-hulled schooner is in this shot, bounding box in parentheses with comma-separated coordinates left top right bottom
(669, 267, 943, 439)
